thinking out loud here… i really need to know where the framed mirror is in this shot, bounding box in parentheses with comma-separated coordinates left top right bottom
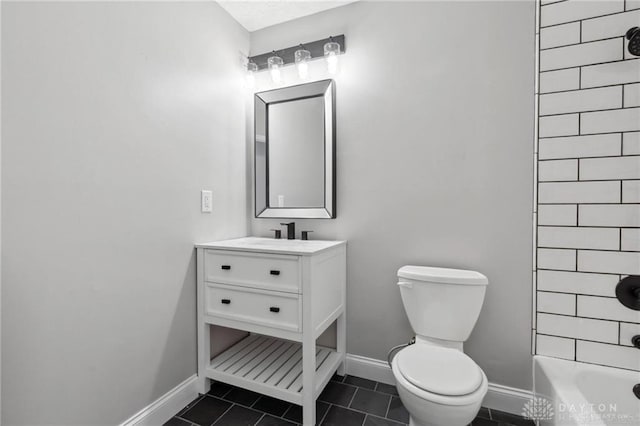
(255, 79, 335, 219)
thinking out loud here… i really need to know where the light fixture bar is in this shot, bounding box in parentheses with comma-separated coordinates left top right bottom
(248, 35, 345, 70)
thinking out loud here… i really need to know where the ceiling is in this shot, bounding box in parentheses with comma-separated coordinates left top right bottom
(217, 0, 358, 32)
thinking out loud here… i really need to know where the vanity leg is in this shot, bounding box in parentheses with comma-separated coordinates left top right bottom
(196, 249, 211, 394)
(302, 337, 316, 426)
(197, 322, 211, 394)
(337, 311, 346, 377)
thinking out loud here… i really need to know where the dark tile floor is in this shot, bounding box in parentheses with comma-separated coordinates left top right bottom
(165, 374, 534, 426)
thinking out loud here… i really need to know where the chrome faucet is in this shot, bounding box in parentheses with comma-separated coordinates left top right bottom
(280, 222, 295, 240)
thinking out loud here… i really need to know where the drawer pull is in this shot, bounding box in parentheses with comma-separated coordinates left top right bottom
(270, 270, 281, 276)
(221, 299, 231, 305)
(221, 265, 231, 270)
(269, 307, 280, 313)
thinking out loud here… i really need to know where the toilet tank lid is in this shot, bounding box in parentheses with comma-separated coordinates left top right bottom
(398, 265, 488, 286)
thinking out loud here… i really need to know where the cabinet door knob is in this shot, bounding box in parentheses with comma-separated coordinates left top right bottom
(269, 307, 280, 313)
(221, 299, 231, 304)
(270, 270, 280, 276)
(221, 265, 231, 270)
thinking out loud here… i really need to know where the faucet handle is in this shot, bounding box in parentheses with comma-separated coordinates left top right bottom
(301, 231, 313, 240)
(270, 229, 282, 239)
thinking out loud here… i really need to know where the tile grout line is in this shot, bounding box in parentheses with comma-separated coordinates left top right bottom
(317, 403, 331, 426)
(384, 393, 393, 419)
(210, 402, 235, 426)
(173, 414, 198, 425)
(346, 387, 360, 410)
(253, 413, 266, 426)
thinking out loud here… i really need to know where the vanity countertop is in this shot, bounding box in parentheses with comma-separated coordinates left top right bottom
(195, 237, 346, 256)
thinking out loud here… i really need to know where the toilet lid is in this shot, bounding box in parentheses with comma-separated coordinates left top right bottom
(397, 345, 483, 396)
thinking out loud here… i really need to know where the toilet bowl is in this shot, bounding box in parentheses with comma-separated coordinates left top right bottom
(392, 341, 488, 426)
(391, 266, 489, 426)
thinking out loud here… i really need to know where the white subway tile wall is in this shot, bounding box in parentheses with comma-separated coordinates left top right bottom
(538, 204, 577, 225)
(579, 204, 640, 227)
(621, 228, 640, 251)
(581, 59, 640, 87)
(538, 248, 577, 270)
(538, 134, 621, 159)
(576, 340, 640, 370)
(624, 83, 640, 107)
(539, 114, 579, 137)
(538, 226, 620, 250)
(537, 291, 577, 315)
(620, 322, 640, 346)
(540, 68, 580, 93)
(536, 313, 619, 343)
(537, 270, 618, 296)
(627, 0, 640, 11)
(540, 21, 581, 49)
(578, 250, 640, 275)
(622, 132, 640, 155)
(536, 0, 640, 371)
(622, 179, 640, 202)
(539, 86, 622, 116)
(536, 334, 576, 360)
(538, 181, 620, 203)
(538, 159, 578, 181)
(579, 156, 640, 180)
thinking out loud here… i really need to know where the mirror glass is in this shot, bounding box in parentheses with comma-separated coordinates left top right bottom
(255, 80, 335, 218)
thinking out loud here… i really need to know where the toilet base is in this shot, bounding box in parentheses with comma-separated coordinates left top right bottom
(392, 345, 488, 426)
(408, 414, 474, 426)
(409, 417, 422, 426)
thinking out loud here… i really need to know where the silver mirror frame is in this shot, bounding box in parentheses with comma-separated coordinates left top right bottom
(254, 79, 336, 219)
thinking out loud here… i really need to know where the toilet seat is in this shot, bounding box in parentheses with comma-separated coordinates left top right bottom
(391, 350, 489, 415)
(395, 345, 484, 397)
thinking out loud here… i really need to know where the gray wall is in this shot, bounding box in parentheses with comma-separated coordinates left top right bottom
(1, 2, 248, 424)
(250, 1, 536, 390)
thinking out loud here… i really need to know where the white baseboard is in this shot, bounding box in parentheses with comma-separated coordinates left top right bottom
(346, 353, 395, 385)
(122, 354, 534, 424)
(345, 353, 533, 416)
(120, 375, 199, 426)
(483, 382, 534, 416)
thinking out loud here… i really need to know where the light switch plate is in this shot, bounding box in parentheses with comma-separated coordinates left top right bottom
(201, 190, 212, 213)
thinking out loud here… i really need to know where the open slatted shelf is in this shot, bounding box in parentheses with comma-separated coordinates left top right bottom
(205, 334, 342, 405)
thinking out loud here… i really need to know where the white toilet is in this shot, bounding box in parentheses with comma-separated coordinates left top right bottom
(391, 265, 489, 426)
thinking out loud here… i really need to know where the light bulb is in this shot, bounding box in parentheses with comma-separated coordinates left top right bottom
(295, 47, 311, 79)
(270, 68, 281, 84)
(324, 39, 341, 75)
(297, 62, 309, 79)
(268, 53, 283, 84)
(326, 53, 338, 75)
(245, 61, 258, 88)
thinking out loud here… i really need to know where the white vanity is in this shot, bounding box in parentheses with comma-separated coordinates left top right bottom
(195, 237, 346, 426)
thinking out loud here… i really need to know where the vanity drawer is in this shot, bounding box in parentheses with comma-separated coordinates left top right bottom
(205, 283, 300, 332)
(204, 250, 301, 293)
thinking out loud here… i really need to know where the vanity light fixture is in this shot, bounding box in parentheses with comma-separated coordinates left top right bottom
(246, 61, 258, 88)
(267, 51, 284, 84)
(246, 35, 345, 84)
(294, 45, 311, 79)
(323, 37, 341, 75)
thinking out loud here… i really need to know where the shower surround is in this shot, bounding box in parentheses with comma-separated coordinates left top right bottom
(534, 0, 640, 371)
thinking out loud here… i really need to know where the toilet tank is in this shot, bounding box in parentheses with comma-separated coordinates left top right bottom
(397, 265, 488, 342)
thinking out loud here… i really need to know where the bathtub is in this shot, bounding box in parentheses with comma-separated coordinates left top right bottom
(534, 356, 640, 426)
